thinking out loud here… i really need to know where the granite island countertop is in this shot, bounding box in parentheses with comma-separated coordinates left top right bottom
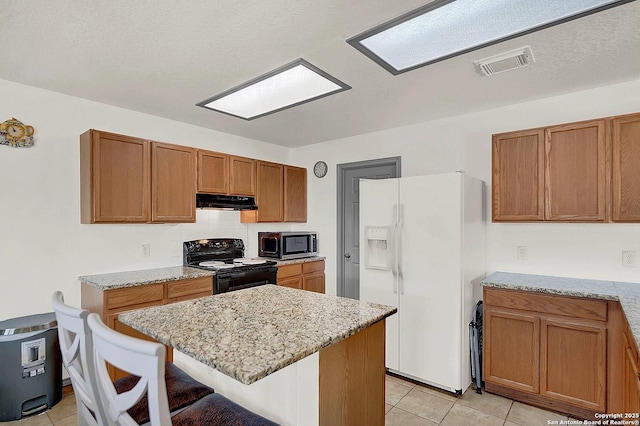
(119, 285, 396, 385)
(79, 266, 214, 291)
(482, 271, 640, 349)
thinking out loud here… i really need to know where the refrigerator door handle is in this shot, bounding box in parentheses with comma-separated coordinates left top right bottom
(392, 204, 398, 294)
(397, 203, 404, 294)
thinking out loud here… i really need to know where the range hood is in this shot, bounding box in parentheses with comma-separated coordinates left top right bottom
(196, 193, 258, 210)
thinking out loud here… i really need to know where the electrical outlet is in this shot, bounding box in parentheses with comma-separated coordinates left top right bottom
(622, 250, 636, 267)
(142, 244, 151, 257)
(517, 246, 528, 261)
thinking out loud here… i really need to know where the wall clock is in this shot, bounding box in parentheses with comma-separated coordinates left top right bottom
(314, 161, 328, 178)
(0, 117, 35, 147)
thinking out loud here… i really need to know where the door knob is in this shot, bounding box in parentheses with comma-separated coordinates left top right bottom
(344, 253, 351, 259)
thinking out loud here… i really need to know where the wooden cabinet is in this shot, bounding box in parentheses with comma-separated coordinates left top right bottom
(484, 287, 608, 418)
(302, 260, 325, 293)
(80, 130, 150, 223)
(197, 150, 229, 194)
(81, 130, 196, 223)
(152, 143, 196, 222)
(81, 276, 212, 380)
(545, 120, 607, 221)
(241, 161, 308, 223)
(197, 150, 256, 196)
(612, 112, 640, 222)
(277, 259, 325, 293)
(484, 308, 540, 393)
(622, 322, 640, 411)
(277, 263, 303, 289)
(229, 155, 256, 196)
(492, 129, 544, 221)
(284, 165, 307, 222)
(492, 119, 607, 222)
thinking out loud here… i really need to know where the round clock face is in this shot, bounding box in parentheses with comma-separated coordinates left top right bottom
(6, 124, 25, 140)
(314, 161, 328, 178)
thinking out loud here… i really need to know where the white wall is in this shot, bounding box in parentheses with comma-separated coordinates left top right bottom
(0, 79, 290, 320)
(292, 79, 640, 296)
(3, 77, 639, 320)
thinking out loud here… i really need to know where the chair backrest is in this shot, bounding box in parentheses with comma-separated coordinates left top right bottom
(87, 313, 172, 426)
(51, 291, 106, 426)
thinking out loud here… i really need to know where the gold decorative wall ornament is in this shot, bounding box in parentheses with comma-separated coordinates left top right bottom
(0, 117, 35, 147)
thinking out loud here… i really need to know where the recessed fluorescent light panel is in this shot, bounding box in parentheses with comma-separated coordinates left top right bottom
(347, 0, 633, 75)
(197, 59, 351, 120)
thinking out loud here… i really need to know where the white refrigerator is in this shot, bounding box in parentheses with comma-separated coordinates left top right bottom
(359, 172, 485, 394)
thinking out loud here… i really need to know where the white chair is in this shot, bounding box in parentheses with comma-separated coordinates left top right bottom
(87, 313, 279, 426)
(52, 292, 216, 425)
(52, 291, 106, 426)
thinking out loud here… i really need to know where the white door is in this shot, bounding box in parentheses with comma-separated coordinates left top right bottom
(398, 174, 463, 391)
(359, 178, 400, 370)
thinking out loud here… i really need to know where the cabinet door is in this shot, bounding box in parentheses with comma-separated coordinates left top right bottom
(279, 276, 302, 289)
(545, 120, 607, 221)
(540, 317, 607, 411)
(229, 155, 256, 196)
(81, 130, 150, 223)
(492, 129, 544, 221)
(612, 113, 640, 222)
(197, 150, 228, 194)
(255, 161, 284, 222)
(284, 165, 307, 222)
(623, 328, 640, 411)
(303, 272, 325, 293)
(151, 143, 197, 223)
(484, 308, 540, 393)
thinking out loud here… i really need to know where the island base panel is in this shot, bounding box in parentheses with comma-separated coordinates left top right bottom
(319, 319, 385, 426)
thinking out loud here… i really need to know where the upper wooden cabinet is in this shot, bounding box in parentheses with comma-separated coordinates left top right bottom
(545, 120, 607, 221)
(81, 130, 150, 223)
(612, 113, 640, 222)
(81, 130, 196, 224)
(197, 150, 256, 196)
(242, 161, 307, 223)
(151, 143, 196, 223)
(492, 129, 544, 221)
(197, 150, 229, 194)
(229, 155, 256, 196)
(492, 117, 614, 222)
(284, 165, 307, 222)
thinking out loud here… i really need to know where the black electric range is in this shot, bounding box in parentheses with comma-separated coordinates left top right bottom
(183, 238, 277, 294)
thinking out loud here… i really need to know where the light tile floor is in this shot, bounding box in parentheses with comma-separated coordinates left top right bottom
(385, 374, 572, 426)
(1, 375, 572, 426)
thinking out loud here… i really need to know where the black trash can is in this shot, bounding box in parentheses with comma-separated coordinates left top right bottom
(0, 312, 62, 421)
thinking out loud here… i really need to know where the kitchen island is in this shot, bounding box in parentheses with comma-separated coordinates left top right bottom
(119, 285, 396, 426)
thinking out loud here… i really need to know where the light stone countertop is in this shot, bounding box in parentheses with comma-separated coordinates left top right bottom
(482, 271, 640, 349)
(79, 266, 214, 290)
(118, 285, 396, 385)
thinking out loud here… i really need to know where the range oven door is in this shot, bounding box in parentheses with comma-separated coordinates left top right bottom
(214, 267, 277, 294)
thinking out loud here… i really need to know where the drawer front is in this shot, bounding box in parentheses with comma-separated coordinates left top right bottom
(106, 284, 163, 310)
(166, 277, 212, 300)
(302, 259, 325, 274)
(484, 288, 607, 321)
(278, 263, 302, 279)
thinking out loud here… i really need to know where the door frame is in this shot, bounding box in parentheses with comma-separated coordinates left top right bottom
(336, 157, 401, 297)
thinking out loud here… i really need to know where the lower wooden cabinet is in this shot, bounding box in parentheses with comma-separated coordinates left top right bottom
(483, 287, 609, 419)
(277, 260, 325, 293)
(81, 276, 212, 379)
(623, 319, 640, 411)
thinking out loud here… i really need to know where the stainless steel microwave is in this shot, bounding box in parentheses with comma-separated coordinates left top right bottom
(258, 232, 318, 260)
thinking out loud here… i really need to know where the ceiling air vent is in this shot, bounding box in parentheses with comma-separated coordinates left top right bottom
(474, 46, 534, 76)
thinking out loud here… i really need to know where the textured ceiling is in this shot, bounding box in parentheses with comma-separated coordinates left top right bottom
(1, 1, 639, 147)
